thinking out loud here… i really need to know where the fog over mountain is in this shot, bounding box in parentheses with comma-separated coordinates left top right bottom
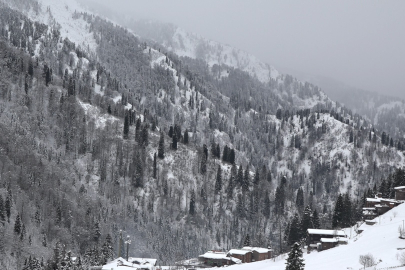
(80, 0, 405, 99)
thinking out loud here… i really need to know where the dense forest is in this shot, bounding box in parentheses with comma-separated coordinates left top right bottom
(0, 1, 404, 269)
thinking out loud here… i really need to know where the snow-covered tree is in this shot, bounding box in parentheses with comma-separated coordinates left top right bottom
(285, 242, 305, 270)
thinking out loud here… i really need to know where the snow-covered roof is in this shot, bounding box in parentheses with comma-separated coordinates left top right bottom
(321, 238, 338, 243)
(230, 257, 242, 264)
(362, 210, 377, 215)
(338, 238, 348, 243)
(102, 257, 137, 270)
(199, 252, 241, 264)
(128, 258, 157, 266)
(242, 247, 271, 253)
(307, 229, 346, 237)
(367, 198, 381, 202)
(394, 186, 405, 190)
(362, 207, 376, 210)
(365, 220, 377, 223)
(199, 251, 228, 260)
(229, 249, 251, 255)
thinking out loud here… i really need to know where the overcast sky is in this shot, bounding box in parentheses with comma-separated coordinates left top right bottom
(82, 0, 405, 99)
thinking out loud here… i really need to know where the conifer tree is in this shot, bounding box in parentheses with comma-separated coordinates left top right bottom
(158, 132, 165, 159)
(200, 144, 208, 174)
(0, 195, 4, 223)
(123, 114, 129, 139)
(288, 213, 301, 245)
(135, 118, 141, 142)
(296, 188, 304, 213)
(285, 242, 305, 270)
(312, 209, 320, 229)
(14, 213, 21, 235)
(153, 153, 157, 179)
(168, 126, 173, 138)
(141, 125, 149, 147)
(342, 193, 352, 227)
(263, 192, 271, 218)
(254, 168, 260, 186)
(93, 221, 101, 243)
(5, 193, 11, 222)
(300, 205, 313, 235)
(189, 189, 195, 215)
(215, 166, 222, 194)
(227, 174, 234, 199)
(222, 145, 229, 162)
(332, 193, 344, 228)
(101, 234, 114, 264)
(172, 132, 178, 150)
(243, 234, 251, 246)
(242, 166, 250, 192)
(229, 148, 235, 164)
(183, 129, 189, 144)
(237, 164, 244, 186)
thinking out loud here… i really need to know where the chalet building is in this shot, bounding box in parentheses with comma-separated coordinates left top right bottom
(101, 258, 137, 270)
(362, 193, 402, 220)
(228, 249, 252, 263)
(241, 247, 272, 261)
(320, 238, 338, 251)
(306, 229, 346, 246)
(127, 258, 157, 270)
(198, 251, 241, 267)
(395, 186, 405, 200)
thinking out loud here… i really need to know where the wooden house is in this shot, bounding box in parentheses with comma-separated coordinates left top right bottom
(128, 258, 157, 270)
(320, 238, 338, 251)
(366, 197, 381, 208)
(228, 249, 252, 263)
(362, 207, 378, 220)
(395, 186, 405, 200)
(198, 251, 241, 267)
(306, 229, 346, 246)
(241, 247, 272, 261)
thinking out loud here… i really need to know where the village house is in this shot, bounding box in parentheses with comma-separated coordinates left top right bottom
(228, 249, 252, 263)
(101, 257, 137, 270)
(395, 186, 405, 200)
(241, 247, 272, 261)
(362, 191, 402, 220)
(128, 257, 157, 270)
(320, 238, 338, 251)
(198, 251, 241, 267)
(306, 229, 347, 246)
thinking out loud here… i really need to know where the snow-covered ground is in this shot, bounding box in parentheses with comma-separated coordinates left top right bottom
(27, 0, 97, 54)
(205, 202, 405, 270)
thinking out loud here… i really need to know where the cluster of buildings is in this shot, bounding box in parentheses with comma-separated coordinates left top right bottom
(197, 246, 273, 267)
(306, 229, 348, 251)
(305, 186, 405, 253)
(98, 257, 157, 270)
(362, 187, 405, 220)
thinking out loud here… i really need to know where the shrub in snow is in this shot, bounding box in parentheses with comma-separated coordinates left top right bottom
(399, 251, 405, 265)
(359, 253, 375, 269)
(399, 226, 405, 239)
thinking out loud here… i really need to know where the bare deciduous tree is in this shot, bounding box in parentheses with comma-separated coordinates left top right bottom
(359, 253, 375, 269)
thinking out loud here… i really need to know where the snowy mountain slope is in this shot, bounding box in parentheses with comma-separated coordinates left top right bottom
(206, 202, 405, 270)
(129, 20, 279, 84)
(2, 0, 405, 267)
(13, 0, 98, 55)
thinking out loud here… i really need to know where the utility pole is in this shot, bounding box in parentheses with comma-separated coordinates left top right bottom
(279, 217, 282, 255)
(125, 235, 131, 261)
(118, 230, 122, 258)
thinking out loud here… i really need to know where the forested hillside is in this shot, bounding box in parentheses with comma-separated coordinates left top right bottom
(0, 0, 404, 269)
